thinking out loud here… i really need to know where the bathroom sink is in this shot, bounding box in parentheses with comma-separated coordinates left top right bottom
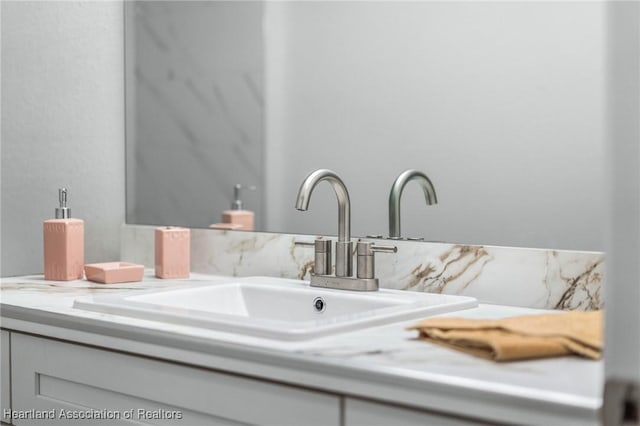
(73, 277, 477, 341)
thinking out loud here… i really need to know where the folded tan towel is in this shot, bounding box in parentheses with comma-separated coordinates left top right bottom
(408, 311, 603, 362)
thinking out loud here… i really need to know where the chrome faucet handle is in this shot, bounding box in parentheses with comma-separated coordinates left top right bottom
(356, 241, 397, 280)
(294, 238, 332, 276)
(371, 244, 398, 254)
(293, 240, 315, 247)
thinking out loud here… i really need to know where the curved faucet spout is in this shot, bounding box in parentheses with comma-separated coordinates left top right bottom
(388, 169, 437, 239)
(296, 169, 351, 242)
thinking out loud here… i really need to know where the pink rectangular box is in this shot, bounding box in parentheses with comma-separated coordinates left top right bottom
(155, 227, 190, 279)
(84, 262, 144, 284)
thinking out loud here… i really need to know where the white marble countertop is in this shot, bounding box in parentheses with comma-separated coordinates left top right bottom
(0, 272, 603, 425)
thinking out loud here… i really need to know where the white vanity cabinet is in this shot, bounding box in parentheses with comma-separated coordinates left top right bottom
(344, 398, 485, 426)
(10, 333, 341, 426)
(1, 330, 11, 425)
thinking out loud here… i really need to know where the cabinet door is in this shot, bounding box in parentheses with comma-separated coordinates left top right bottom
(1, 330, 10, 425)
(11, 333, 340, 426)
(345, 397, 486, 426)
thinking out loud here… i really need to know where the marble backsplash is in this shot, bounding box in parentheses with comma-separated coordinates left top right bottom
(121, 224, 604, 311)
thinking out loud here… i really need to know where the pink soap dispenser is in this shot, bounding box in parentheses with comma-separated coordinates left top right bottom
(43, 188, 84, 281)
(222, 184, 255, 231)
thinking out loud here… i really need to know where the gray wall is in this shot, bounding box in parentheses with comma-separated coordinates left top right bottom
(265, 1, 606, 251)
(1, 1, 125, 277)
(605, 1, 640, 388)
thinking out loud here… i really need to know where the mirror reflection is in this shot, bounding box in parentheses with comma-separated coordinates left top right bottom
(126, 1, 605, 251)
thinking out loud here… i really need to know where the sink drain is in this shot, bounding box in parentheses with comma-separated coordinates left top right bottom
(313, 297, 326, 313)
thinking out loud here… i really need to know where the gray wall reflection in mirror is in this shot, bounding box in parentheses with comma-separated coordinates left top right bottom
(126, 1, 264, 230)
(126, 1, 606, 251)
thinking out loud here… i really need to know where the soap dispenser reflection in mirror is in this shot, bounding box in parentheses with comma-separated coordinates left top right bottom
(210, 184, 256, 231)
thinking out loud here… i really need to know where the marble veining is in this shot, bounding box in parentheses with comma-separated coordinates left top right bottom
(552, 254, 603, 311)
(401, 245, 494, 294)
(121, 224, 604, 311)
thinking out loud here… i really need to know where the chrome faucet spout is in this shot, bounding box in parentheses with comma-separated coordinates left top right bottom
(295, 169, 351, 243)
(388, 169, 437, 239)
(296, 169, 352, 277)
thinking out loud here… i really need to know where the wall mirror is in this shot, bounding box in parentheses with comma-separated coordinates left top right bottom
(126, 1, 606, 251)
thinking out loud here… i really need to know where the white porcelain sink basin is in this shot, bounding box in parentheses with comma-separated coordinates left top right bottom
(73, 277, 477, 341)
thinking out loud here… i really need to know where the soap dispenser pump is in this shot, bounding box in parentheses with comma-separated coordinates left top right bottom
(43, 188, 84, 280)
(221, 184, 255, 231)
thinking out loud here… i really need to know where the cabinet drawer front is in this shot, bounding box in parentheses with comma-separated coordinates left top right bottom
(11, 333, 340, 426)
(345, 398, 486, 426)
